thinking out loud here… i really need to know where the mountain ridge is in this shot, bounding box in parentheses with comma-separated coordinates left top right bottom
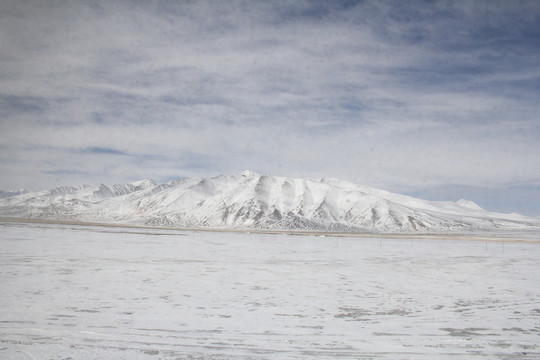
(1, 171, 538, 232)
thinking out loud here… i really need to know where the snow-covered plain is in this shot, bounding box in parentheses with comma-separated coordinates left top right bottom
(1, 221, 539, 359)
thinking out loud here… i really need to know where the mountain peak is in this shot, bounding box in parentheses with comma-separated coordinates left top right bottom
(130, 179, 156, 188)
(456, 199, 483, 211)
(239, 170, 259, 178)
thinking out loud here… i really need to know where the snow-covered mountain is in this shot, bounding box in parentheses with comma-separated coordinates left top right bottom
(1, 171, 539, 232)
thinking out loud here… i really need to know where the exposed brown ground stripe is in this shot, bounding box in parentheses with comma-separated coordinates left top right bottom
(1, 217, 539, 243)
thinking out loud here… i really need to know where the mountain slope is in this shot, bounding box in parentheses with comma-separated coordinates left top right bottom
(1, 171, 539, 232)
(0, 189, 28, 199)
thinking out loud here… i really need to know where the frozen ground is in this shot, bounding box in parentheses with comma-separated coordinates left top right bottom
(1, 221, 539, 359)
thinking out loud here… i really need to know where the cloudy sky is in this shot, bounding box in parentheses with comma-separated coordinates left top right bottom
(1, 0, 540, 215)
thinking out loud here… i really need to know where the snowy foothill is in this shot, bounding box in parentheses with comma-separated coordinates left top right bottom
(1, 220, 539, 359)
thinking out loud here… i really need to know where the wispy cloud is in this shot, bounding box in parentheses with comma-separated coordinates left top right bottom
(84, 147, 127, 156)
(1, 0, 540, 213)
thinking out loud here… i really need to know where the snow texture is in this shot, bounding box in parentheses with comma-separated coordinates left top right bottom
(1, 221, 539, 359)
(1, 171, 539, 232)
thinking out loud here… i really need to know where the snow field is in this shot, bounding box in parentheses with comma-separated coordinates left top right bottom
(1, 221, 539, 359)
